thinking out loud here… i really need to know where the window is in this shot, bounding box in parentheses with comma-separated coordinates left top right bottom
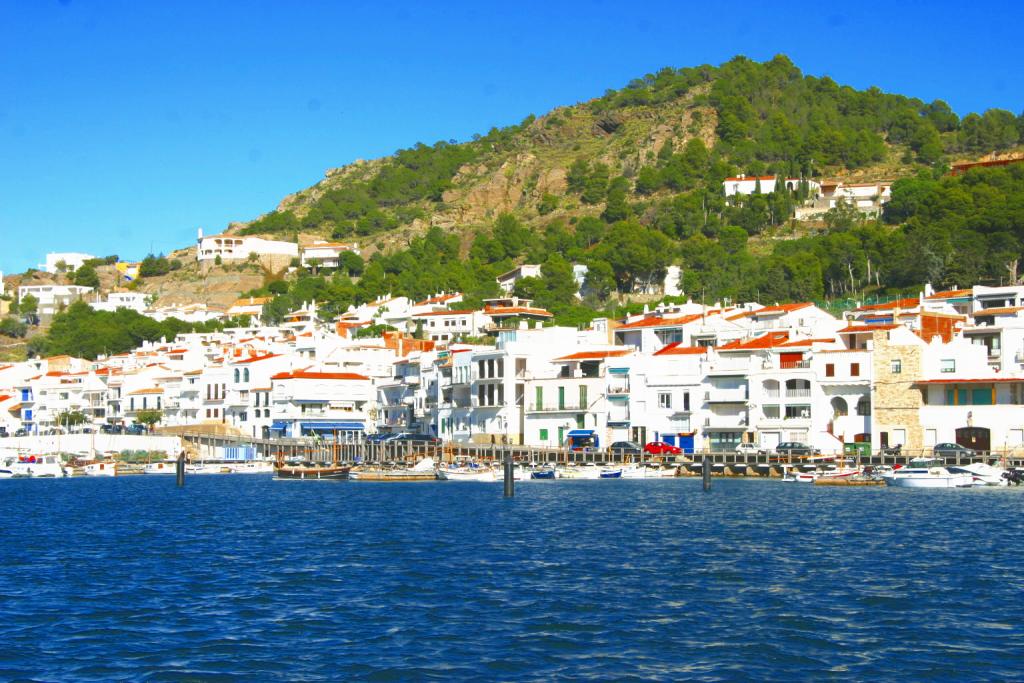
(576, 414, 585, 429)
(539, 428, 548, 441)
(825, 363, 835, 377)
(658, 392, 672, 409)
(535, 386, 543, 410)
(234, 369, 240, 383)
(579, 385, 587, 408)
(850, 363, 860, 377)
(243, 369, 250, 382)
(558, 386, 565, 410)
(856, 396, 871, 416)
(683, 392, 690, 411)
(940, 359, 955, 374)
(890, 359, 902, 374)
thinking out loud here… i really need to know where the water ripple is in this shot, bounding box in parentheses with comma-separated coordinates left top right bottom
(0, 477, 1022, 680)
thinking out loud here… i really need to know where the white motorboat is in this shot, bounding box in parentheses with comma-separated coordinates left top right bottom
(951, 461, 1008, 487)
(186, 462, 235, 475)
(780, 465, 815, 483)
(882, 459, 973, 488)
(437, 464, 497, 482)
(2, 454, 68, 478)
(557, 464, 602, 479)
(621, 464, 679, 478)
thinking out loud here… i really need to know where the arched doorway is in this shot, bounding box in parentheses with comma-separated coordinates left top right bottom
(955, 426, 990, 453)
(830, 397, 849, 417)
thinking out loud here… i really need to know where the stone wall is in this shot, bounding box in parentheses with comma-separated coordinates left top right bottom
(870, 330, 923, 449)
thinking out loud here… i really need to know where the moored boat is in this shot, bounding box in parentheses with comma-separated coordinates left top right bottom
(275, 462, 351, 480)
(437, 464, 497, 482)
(349, 457, 437, 481)
(882, 459, 973, 488)
(3, 454, 68, 478)
(950, 461, 1008, 487)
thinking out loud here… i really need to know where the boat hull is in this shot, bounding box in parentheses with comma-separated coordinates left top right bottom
(275, 466, 351, 480)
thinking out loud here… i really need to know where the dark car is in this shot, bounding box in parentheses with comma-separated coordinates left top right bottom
(933, 442, 976, 458)
(365, 433, 395, 443)
(391, 433, 441, 445)
(125, 424, 147, 436)
(100, 424, 123, 434)
(775, 442, 817, 456)
(608, 441, 642, 456)
(644, 441, 683, 455)
(14, 428, 28, 437)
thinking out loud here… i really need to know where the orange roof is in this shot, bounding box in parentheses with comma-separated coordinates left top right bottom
(167, 349, 188, 354)
(780, 337, 835, 347)
(926, 288, 972, 300)
(0, 394, 10, 402)
(617, 311, 718, 330)
(854, 298, 919, 312)
(974, 307, 1024, 316)
(484, 306, 553, 318)
(414, 293, 460, 306)
(653, 344, 709, 357)
(414, 309, 476, 317)
(838, 324, 900, 333)
(271, 371, 370, 381)
(552, 350, 632, 362)
(235, 353, 281, 364)
(717, 332, 791, 351)
(756, 302, 813, 316)
(128, 387, 164, 395)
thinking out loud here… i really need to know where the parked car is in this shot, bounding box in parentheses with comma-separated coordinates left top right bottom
(390, 433, 441, 445)
(0, 428, 7, 438)
(932, 442, 976, 458)
(608, 441, 643, 456)
(14, 428, 28, 437)
(774, 442, 817, 456)
(124, 424, 147, 436)
(735, 443, 766, 456)
(644, 441, 682, 455)
(365, 433, 395, 443)
(100, 424, 123, 434)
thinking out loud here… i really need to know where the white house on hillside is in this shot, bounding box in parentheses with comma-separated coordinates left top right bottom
(723, 176, 821, 197)
(42, 252, 95, 274)
(196, 229, 298, 263)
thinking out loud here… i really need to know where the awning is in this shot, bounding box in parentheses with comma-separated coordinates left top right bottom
(299, 421, 364, 432)
(567, 429, 595, 437)
(270, 420, 290, 431)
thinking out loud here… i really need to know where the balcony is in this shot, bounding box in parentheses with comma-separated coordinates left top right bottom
(526, 402, 589, 413)
(705, 388, 748, 404)
(779, 360, 812, 370)
(785, 389, 812, 398)
(607, 383, 631, 395)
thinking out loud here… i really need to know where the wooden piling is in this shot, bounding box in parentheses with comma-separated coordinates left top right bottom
(702, 455, 711, 491)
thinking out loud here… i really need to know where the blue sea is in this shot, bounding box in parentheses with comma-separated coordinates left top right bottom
(1, 476, 1022, 681)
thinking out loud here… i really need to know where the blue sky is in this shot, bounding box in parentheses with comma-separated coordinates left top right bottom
(1, 0, 1022, 275)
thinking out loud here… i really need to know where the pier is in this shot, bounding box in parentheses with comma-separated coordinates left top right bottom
(176, 431, 1024, 476)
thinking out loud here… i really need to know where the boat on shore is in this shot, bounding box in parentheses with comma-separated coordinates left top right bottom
(349, 457, 438, 482)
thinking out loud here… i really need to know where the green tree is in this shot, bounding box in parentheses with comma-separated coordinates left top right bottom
(19, 294, 38, 317)
(73, 263, 100, 289)
(136, 409, 163, 432)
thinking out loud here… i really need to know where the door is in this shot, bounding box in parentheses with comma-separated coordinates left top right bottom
(558, 426, 566, 446)
(761, 431, 781, 450)
(956, 426, 991, 452)
(678, 433, 695, 454)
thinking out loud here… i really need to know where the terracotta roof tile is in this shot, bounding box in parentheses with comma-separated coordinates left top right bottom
(653, 344, 710, 357)
(552, 350, 632, 362)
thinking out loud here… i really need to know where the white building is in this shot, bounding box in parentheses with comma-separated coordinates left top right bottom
(300, 241, 360, 269)
(89, 291, 148, 314)
(196, 229, 298, 263)
(18, 284, 93, 317)
(42, 252, 95, 274)
(723, 176, 820, 197)
(496, 264, 542, 294)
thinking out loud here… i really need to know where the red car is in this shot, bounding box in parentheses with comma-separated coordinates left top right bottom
(644, 441, 682, 455)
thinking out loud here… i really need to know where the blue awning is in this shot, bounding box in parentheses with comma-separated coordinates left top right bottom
(300, 421, 364, 432)
(270, 420, 290, 431)
(567, 429, 595, 437)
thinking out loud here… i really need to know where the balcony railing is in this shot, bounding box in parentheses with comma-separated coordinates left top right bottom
(526, 402, 588, 413)
(785, 389, 812, 398)
(780, 360, 812, 370)
(607, 384, 631, 395)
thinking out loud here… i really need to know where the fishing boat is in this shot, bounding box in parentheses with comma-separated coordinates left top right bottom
(599, 466, 623, 479)
(275, 462, 351, 480)
(780, 464, 815, 483)
(83, 460, 118, 477)
(144, 460, 178, 474)
(882, 459, 973, 488)
(349, 457, 438, 481)
(621, 463, 679, 478)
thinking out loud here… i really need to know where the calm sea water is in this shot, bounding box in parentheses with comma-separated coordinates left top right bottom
(0, 476, 1022, 681)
